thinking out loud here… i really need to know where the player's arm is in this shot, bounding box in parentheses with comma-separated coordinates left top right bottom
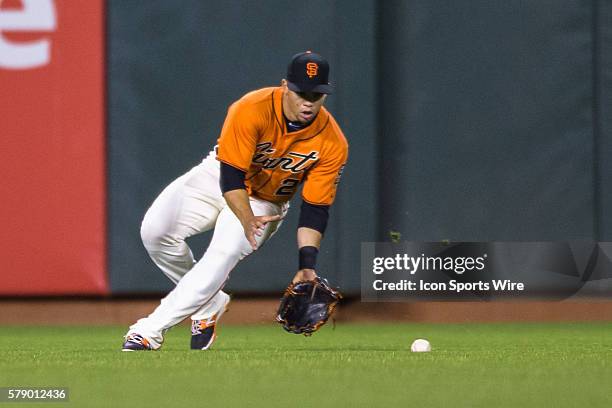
(292, 202, 329, 282)
(292, 140, 348, 282)
(220, 163, 281, 250)
(217, 100, 280, 250)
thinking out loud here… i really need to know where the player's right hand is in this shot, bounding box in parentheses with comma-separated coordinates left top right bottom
(242, 214, 282, 250)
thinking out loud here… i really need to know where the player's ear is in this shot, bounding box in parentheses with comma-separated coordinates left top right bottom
(281, 79, 288, 89)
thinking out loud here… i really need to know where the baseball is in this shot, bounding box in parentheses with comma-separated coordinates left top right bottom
(410, 338, 431, 352)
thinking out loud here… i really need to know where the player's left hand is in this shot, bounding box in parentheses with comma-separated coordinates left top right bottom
(292, 268, 317, 283)
(276, 275, 342, 336)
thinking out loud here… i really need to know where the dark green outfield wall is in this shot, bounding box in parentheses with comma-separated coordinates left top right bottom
(108, 1, 612, 295)
(379, 0, 596, 241)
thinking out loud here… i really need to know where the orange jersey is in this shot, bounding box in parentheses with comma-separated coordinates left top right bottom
(216, 87, 348, 205)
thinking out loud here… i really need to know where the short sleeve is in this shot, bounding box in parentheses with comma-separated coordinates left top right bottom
(301, 144, 348, 206)
(216, 101, 261, 171)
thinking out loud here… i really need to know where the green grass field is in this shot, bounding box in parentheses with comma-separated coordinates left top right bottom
(0, 322, 611, 407)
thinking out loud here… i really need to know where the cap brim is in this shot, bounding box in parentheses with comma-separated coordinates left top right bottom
(287, 81, 333, 95)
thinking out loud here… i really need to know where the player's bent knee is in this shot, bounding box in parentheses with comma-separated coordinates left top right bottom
(204, 245, 245, 264)
(140, 218, 180, 249)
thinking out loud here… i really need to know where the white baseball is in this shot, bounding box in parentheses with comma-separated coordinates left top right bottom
(411, 338, 431, 352)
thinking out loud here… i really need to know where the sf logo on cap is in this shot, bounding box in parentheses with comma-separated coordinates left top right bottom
(306, 62, 318, 78)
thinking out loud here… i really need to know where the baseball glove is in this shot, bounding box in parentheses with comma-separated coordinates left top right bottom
(276, 276, 342, 336)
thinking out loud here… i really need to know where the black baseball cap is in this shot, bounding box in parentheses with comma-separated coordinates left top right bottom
(286, 51, 333, 94)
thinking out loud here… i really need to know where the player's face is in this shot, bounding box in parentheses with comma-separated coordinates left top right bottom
(281, 79, 327, 124)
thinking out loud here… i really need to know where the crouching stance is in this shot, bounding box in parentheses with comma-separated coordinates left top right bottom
(122, 51, 348, 351)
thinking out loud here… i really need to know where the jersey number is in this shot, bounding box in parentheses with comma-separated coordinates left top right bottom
(275, 178, 300, 196)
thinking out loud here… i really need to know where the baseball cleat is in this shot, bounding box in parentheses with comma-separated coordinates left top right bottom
(122, 333, 153, 352)
(190, 294, 230, 350)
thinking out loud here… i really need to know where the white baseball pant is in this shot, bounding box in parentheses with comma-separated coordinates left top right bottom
(127, 151, 287, 349)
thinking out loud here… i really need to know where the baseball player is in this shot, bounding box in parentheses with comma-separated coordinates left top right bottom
(122, 51, 348, 351)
